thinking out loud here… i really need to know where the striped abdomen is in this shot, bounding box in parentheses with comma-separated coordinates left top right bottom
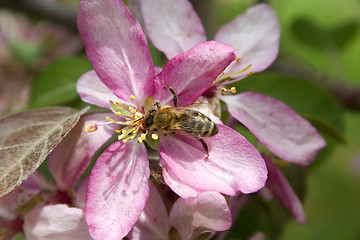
(178, 109, 218, 137)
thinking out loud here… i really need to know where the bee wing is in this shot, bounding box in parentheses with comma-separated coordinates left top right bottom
(164, 124, 203, 138)
(164, 109, 210, 137)
(177, 103, 207, 109)
(177, 103, 214, 117)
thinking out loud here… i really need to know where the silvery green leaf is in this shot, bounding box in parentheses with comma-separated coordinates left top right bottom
(0, 107, 88, 198)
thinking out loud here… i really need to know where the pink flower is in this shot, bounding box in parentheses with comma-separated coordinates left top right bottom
(0, 171, 92, 240)
(128, 182, 232, 240)
(140, 0, 326, 166)
(261, 154, 306, 225)
(75, 0, 267, 239)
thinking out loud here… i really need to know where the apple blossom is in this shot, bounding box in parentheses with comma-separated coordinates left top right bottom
(261, 154, 306, 225)
(140, 0, 326, 166)
(76, 0, 268, 239)
(0, 171, 91, 240)
(128, 182, 232, 240)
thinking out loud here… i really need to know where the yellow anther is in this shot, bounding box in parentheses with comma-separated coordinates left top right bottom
(130, 108, 137, 114)
(130, 95, 135, 100)
(113, 101, 119, 106)
(221, 88, 227, 92)
(85, 123, 98, 132)
(115, 129, 121, 133)
(135, 112, 143, 120)
(138, 137, 143, 143)
(115, 112, 121, 116)
(236, 57, 242, 61)
(141, 133, 146, 140)
(106, 116, 118, 123)
(151, 133, 158, 140)
(128, 106, 134, 111)
(231, 87, 236, 94)
(247, 71, 253, 76)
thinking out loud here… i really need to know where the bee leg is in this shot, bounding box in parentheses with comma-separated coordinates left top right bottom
(155, 101, 161, 109)
(199, 138, 209, 159)
(164, 86, 178, 107)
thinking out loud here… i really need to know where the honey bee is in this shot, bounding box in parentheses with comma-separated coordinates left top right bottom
(144, 87, 218, 158)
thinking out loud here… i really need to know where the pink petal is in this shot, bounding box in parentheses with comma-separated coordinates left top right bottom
(77, 0, 155, 108)
(128, 181, 170, 240)
(263, 154, 306, 225)
(76, 70, 132, 109)
(141, 0, 206, 59)
(154, 41, 236, 106)
(222, 92, 327, 166)
(48, 113, 116, 190)
(249, 232, 266, 240)
(161, 164, 201, 198)
(127, 0, 145, 31)
(214, 4, 280, 79)
(0, 218, 23, 240)
(169, 192, 232, 240)
(74, 177, 89, 210)
(159, 124, 267, 195)
(0, 171, 54, 220)
(85, 141, 150, 240)
(23, 204, 92, 240)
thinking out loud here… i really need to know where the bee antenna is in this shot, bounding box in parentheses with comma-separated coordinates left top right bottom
(156, 101, 161, 109)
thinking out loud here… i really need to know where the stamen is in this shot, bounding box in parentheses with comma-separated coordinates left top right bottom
(236, 57, 241, 62)
(151, 133, 158, 140)
(247, 71, 253, 76)
(137, 133, 147, 143)
(88, 99, 147, 145)
(85, 123, 98, 132)
(106, 116, 131, 125)
(110, 100, 133, 118)
(134, 112, 143, 120)
(221, 87, 237, 95)
(216, 64, 252, 83)
(130, 95, 135, 100)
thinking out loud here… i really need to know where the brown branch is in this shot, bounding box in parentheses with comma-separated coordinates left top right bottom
(327, 82, 360, 110)
(0, 0, 78, 31)
(271, 53, 360, 110)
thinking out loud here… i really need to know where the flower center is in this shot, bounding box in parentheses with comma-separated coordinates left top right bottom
(85, 95, 148, 144)
(202, 63, 253, 98)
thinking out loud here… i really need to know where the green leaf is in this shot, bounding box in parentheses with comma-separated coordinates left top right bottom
(7, 41, 43, 67)
(304, 115, 347, 144)
(12, 233, 25, 240)
(0, 106, 88, 199)
(233, 72, 345, 137)
(291, 18, 326, 50)
(291, 18, 359, 51)
(331, 21, 359, 49)
(29, 56, 93, 108)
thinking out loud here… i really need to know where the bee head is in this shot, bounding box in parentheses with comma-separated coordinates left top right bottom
(145, 109, 156, 128)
